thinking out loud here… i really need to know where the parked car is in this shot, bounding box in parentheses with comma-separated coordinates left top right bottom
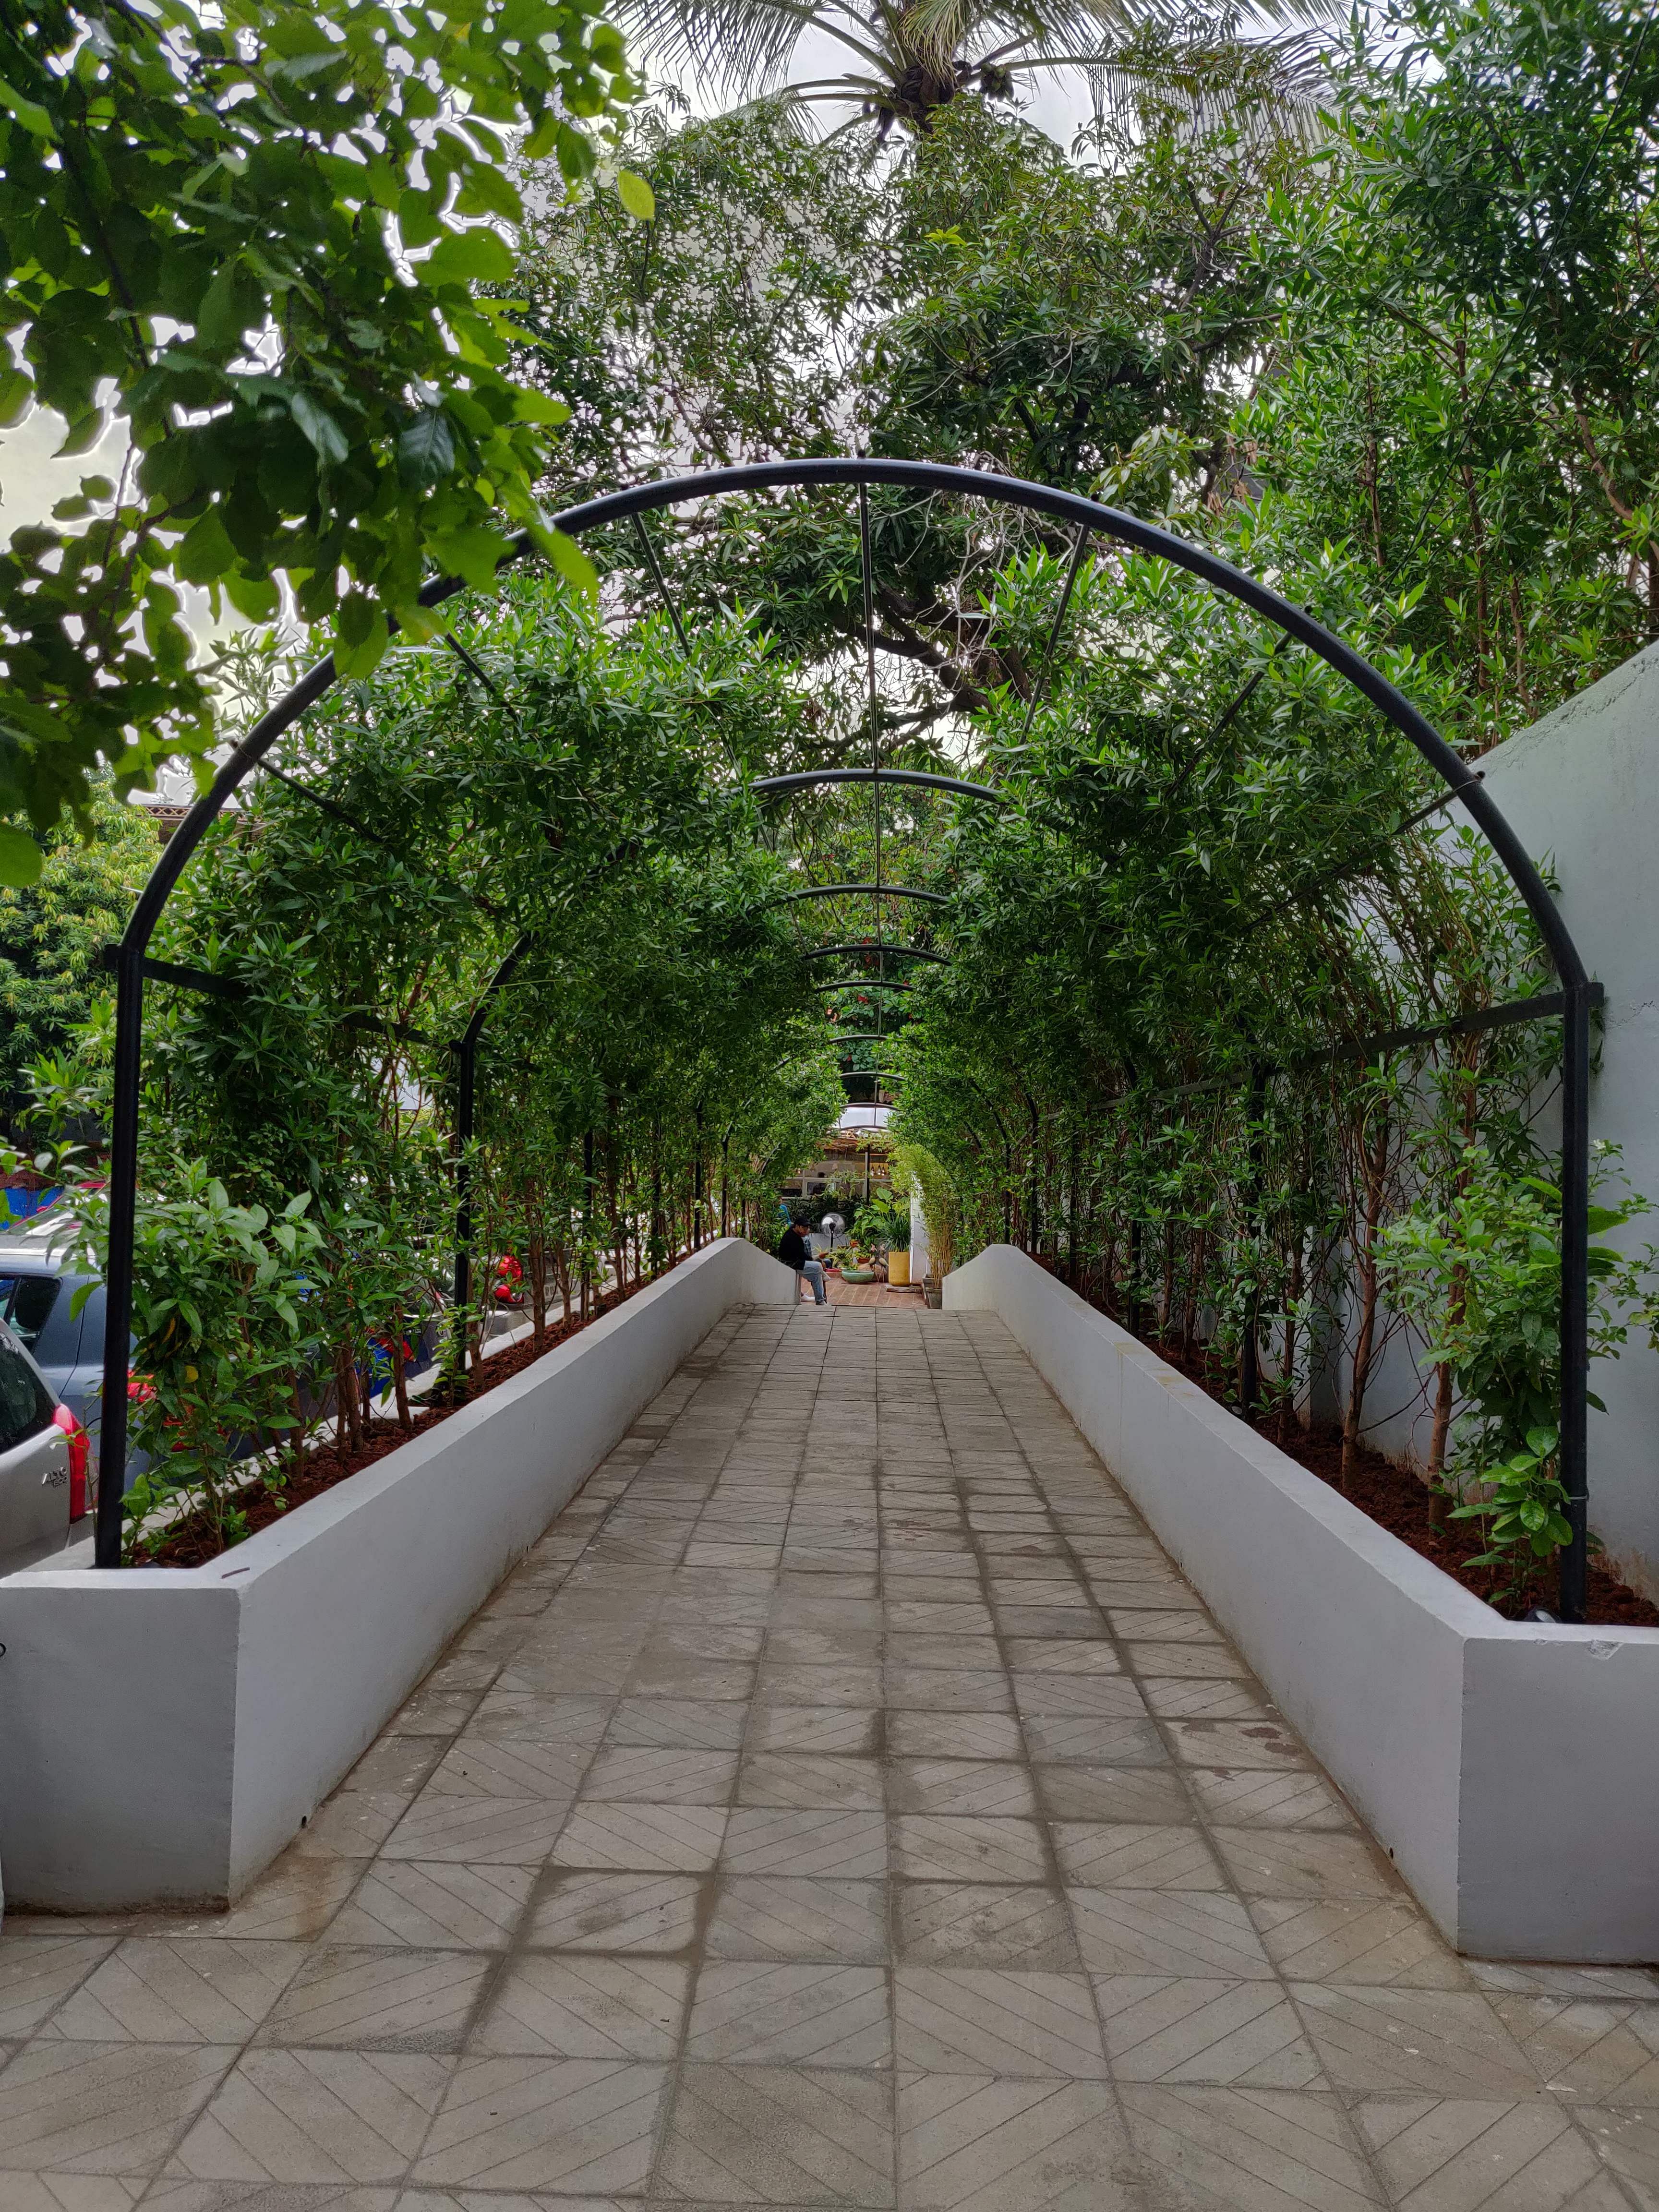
(0, 1214, 106, 1474)
(0, 1310, 85, 1572)
(0, 1211, 443, 1492)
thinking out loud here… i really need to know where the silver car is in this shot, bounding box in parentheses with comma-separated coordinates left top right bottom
(0, 1218, 104, 1470)
(0, 1312, 74, 1572)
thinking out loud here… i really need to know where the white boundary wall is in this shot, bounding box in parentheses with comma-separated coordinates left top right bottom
(1317, 639, 1659, 1604)
(0, 1238, 796, 1912)
(948, 1245, 1659, 1960)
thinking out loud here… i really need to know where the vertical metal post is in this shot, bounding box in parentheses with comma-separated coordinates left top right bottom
(94, 951, 145, 1567)
(1128, 1216, 1143, 1339)
(1239, 1063, 1265, 1424)
(452, 1037, 476, 1329)
(1003, 1142, 1012, 1247)
(721, 1133, 731, 1239)
(1558, 985, 1592, 1622)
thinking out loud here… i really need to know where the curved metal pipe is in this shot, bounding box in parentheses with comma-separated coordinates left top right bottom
(754, 767, 999, 804)
(95, 455, 1596, 1615)
(799, 944, 948, 965)
(773, 882, 950, 907)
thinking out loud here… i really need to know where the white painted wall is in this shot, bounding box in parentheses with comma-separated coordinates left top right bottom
(0, 1239, 796, 1912)
(948, 1244, 1659, 1960)
(1301, 641, 1659, 1604)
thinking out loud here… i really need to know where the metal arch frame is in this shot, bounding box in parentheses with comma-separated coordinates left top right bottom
(798, 943, 949, 966)
(820, 978, 914, 995)
(753, 767, 1000, 805)
(95, 456, 1597, 1622)
(771, 882, 950, 908)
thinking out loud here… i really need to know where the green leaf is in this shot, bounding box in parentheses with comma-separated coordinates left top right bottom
(175, 505, 237, 586)
(424, 226, 517, 289)
(428, 523, 513, 589)
(0, 824, 43, 888)
(397, 408, 457, 488)
(615, 169, 655, 222)
(289, 390, 350, 468)
(223, 570, 281, 622)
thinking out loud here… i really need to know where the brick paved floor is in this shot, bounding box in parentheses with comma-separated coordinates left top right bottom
(3, 1306, 1657, 2209)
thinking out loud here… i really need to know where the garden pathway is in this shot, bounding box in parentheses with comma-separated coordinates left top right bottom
(2, 1307, 1656, 2209)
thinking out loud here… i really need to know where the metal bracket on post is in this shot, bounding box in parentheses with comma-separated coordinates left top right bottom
(451, 1036, 476, 1331)
(93, 947, 146, 1568)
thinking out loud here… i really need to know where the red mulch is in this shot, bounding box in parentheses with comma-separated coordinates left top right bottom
(145, 1275, 661, 1568)
(1126, 1324, 1659, 1627)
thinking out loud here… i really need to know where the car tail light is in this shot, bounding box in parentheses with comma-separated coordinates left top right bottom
(52, 1404, 89, 1520)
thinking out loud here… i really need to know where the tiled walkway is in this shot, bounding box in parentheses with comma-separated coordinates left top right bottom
(3, 1308, 1657, 2210)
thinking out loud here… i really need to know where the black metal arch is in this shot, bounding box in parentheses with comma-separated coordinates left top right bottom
(753, 768, 1000, 805)
(96, 457, 1597, 1620)
(820, 978, 914, 994)
(799, 943, 949, 966)
(773, 882, 951, 908)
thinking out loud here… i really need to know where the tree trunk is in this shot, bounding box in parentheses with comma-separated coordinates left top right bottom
(1340, 1118, 1392, 1490)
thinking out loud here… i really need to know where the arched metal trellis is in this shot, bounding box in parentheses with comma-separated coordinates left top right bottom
(97, 458, 1599, 1620)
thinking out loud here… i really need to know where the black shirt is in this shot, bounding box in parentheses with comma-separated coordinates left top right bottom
(778, 1226, 809, 1270)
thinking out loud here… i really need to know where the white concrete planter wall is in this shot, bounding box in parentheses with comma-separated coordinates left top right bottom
(948, 1245, 1659, 1961)
(0, 1239, 796, 1913)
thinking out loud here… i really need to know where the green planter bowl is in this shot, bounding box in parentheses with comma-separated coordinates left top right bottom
(839, 1266, 877, 1284)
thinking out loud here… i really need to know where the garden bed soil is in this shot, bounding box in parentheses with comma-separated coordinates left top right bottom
(1131, 1323, 1659, 1628)
(145, 1274, 669, 1569)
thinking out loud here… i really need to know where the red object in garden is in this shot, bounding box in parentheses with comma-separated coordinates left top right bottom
(53, 1403, 89, 1520)
(493, 1254, 524, 1306)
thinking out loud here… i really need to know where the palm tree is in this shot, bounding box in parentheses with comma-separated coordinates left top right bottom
(617, 0, 1324, 138)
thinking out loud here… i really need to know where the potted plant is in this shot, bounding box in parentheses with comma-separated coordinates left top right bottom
(886, 1207, 912, 1287)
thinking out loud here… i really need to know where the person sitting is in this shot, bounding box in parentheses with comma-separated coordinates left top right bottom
(778, 1219, 827, 1305)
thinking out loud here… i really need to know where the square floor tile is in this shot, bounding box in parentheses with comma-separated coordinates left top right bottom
(890, 1763, 1038, 1819)
(894, 1884, 1078, 1972)
(885, 1669, 1013, 1714)
(1357, 2093, 1622, 2210)
(737, 1755, 884, 1810)
(1165, 1719, 1310, 1769)
(1068, 1890, 1277, 1981)
(0, 2041, 235, 2175)
(330, 1863, 535, 1952)
(891, 1816, 1048, 1885)
(526, 1872, 703, 1953)
(1185, 1767, 1356, 1832)
(898, 2072, 1132, 2210)
(43, 1940, 303, 2045)
(1211, 1828, 1402, 1902)
(659, 2063, 894, 2205)
(424, 1739, 590, 1801)
(552, 1803, 728, 1873)
(579, 1748, 739, 1805)
(471, 1955, 689, 2058)
(722, 1810, 888, 1880)
(605, 1699, 748, 1751)
(1121, 2084, 1381, 2210)
(745, 1706, 881, 1755)
(685, 1961, 890, 2067)
(1249, 1899, 1470, 1989)
(1292, 1985, 1542, 2097)
(895, 1970, 1106, 2077)
(1035, 1767, 1194, 1825)
(168, 2048, 450, 2183)
(887, 1712, 1022, 1761)
(255, 1949, 492, 2052)
(411, 2056, 669, 2193)
(1052, 1825, 1223, 1891)
(0, 1940, 118, 2038)
(1094, 1976, 1323, 2087)
(706, 1878, 887, 1963)
(382, 1794, 571, 1866)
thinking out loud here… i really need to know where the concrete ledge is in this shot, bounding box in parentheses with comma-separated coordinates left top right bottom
(946, 1245, 1659, 1960)
(0, 1238, 796, 1912)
